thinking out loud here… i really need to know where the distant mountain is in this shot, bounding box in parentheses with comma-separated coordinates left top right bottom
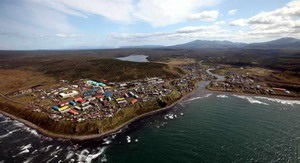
(119, 45, 165, 49)
(168, 37, 300, 49)
(170, 40, 246, 49)
(245, 37, 300, 49)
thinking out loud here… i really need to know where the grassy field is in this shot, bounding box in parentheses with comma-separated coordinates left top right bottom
(0, 53, 186, 94)
(0, 69, 56, 94)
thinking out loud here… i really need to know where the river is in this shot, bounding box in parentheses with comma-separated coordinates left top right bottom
(0, 71, 300, 162)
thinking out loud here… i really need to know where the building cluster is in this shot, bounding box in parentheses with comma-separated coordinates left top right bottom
(8, 63, 219, 122)
(46, 77, 177, 122)
(208, 71, 292, 95)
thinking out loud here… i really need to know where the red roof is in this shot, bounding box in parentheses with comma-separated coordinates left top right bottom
(131, 99, 138, 104)
(74, 97, 83, 101)
(77, 99, 84, 103)
(69, 109, 78, 115)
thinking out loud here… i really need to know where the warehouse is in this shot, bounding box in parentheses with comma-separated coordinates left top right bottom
(59, 90, 79, 99)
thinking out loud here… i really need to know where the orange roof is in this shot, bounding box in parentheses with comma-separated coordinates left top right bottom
(131, 99, 137, 104)
(69, 109, 78, 115)
(74, 97, 83, 101)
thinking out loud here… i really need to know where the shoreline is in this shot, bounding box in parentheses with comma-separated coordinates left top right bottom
(206, 89, 300, 100)
(0, 87, 198, 141)
(1, 82, 299, 141)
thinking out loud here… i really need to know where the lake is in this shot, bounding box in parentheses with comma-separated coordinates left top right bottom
(116, 55, 149, 62)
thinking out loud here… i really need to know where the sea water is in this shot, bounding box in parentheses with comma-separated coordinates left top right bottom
(0, 93, 300, 162)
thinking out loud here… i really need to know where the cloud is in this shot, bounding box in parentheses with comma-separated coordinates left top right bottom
(229, 0, 300, 38)
(188, 10, 219, 21)
(214, 20, 226, 25)
(133, 0, 222, 26)
(228, 9, 237, 16)
(0, 0, 74, 36)
(176, 25, 221, 33)
(229, 19, 248, 26)
(37, 0, 134, 23)
(55, 34, 85, 38)
(30, 0, 222, 27)
(109, 25, 230, 43)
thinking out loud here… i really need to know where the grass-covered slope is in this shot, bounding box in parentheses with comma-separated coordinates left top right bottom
(0, 53, 185, 82)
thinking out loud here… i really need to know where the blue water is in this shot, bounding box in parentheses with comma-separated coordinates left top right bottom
(116, 55, 149, 62)
(0, 93, 300, 162)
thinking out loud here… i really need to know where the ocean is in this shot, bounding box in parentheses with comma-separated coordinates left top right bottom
(0, 92, 300, 162)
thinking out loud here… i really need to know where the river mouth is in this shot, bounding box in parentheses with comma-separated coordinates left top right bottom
(116, 55, 149, 62)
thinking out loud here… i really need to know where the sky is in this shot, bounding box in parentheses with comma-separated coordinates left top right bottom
(0, 0, 299, 50)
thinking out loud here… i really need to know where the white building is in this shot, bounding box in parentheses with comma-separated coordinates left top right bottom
(59, 90, 79, 99)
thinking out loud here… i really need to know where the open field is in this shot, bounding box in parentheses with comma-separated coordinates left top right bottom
(156, 58, 196, 66)
(0, 69, 56, 94)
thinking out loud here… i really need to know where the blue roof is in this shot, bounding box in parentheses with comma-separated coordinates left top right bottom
(52, 106, 59, 110)
(104, 92, 112, 97)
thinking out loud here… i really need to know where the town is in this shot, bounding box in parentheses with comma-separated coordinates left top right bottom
(207, 70, 295, 96)
(8, 63, 216, 123)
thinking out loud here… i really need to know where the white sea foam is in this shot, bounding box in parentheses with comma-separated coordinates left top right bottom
(102, 140, 111, 145)
(10, 120, 41, 138)
(65, 151, 75, 160)
(233, 95, 269, 105)
(186, 94, 212, 102)
(101, 154, 107, 162)
(85, 147, 107, 163)
(41, 145, 53, 152)
(31, 149, 38, 154)
(217, 94, 228, 98)
(13, 144, 32, 157)
(127, 136, 131, 143)
(0, 128, 21, 139)
(254, 96, 300, 107)
(76, 147, 107, 163)
(20, 144, 32, 151)
(23, 155, 37, 163)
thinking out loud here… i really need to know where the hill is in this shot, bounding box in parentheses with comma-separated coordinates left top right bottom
(170, 40, 245, 49)
(166, 37, 300, 49)
(245, 37, 300, 49)
(0, 53, 185, 83)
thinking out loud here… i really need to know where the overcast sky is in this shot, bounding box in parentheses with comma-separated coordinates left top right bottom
(0, 0, 299, 50)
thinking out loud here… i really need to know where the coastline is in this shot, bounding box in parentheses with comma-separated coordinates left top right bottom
(1, 81, 299, 141)
(206, 89, 300, 100)
(0, 87, 197, 141)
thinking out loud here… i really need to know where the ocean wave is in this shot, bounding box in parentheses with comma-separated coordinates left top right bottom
(12, 120, 41, 138)
(65, 151, 75, 161)
(233, 95, 269, 105)
(254, 96, 300, 107)
(186, 94, 212, 102)
(0, 128, 21, 139)
(76, 147, 107, 163)
(23, 155, 38, 163)
(217, 94, 228, 98)
(40, 145, 53, 152)
(13, 144, 32, 157)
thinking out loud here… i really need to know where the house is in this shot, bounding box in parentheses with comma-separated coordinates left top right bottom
(52, 105, 59, 111)
(74, 97, 83, 102)
(130, 99, 138, 105)
(86, 80, 106, 87)
(58, 106, 69, 112)
(69, 109, 78, 115)
(58, 101, 68, 107)
(69, 101, 76, 106)
(82, 105, 92, 110)
(59, 90, 79, 99)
